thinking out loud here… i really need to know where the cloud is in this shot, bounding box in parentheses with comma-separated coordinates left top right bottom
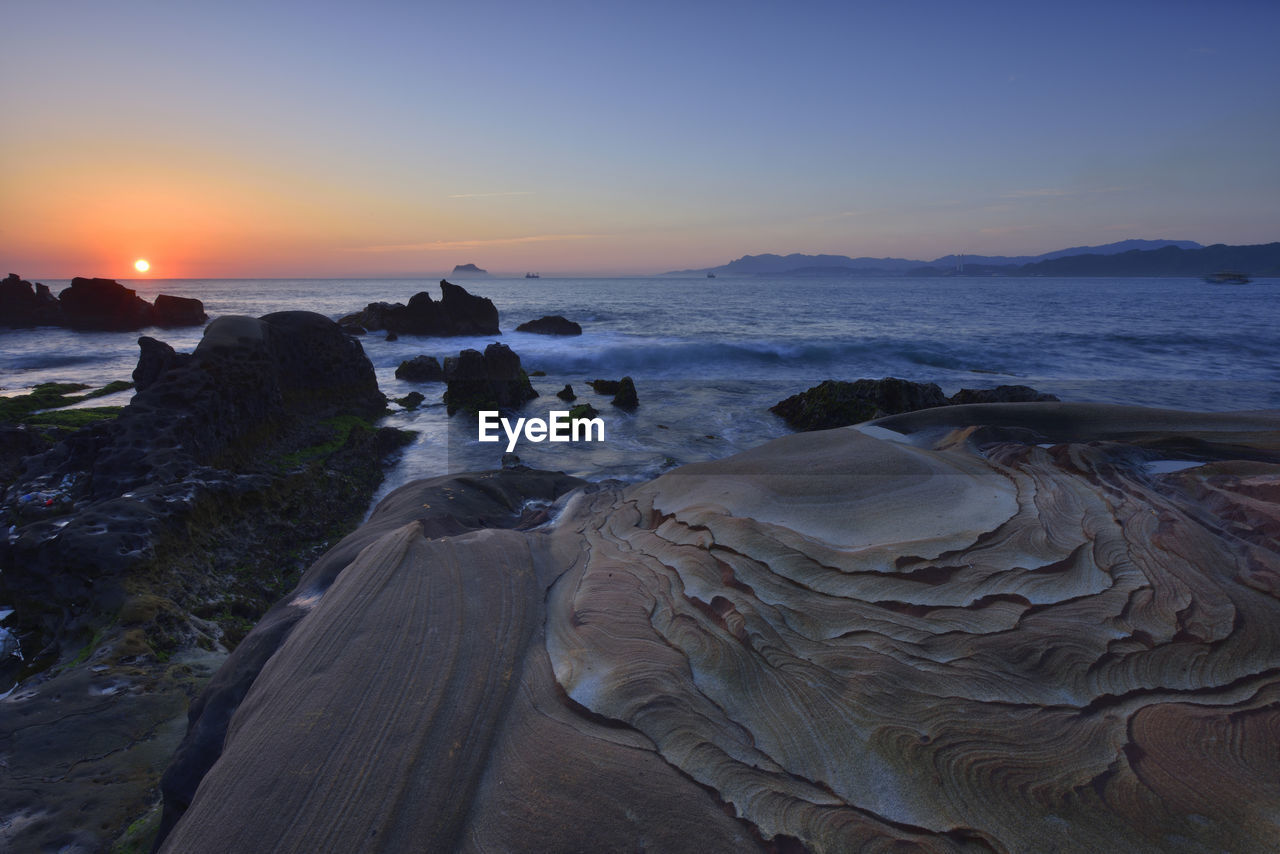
(344, 233, 595, 253)
(446, 191, 536, 199)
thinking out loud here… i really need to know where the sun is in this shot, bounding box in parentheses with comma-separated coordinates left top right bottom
(134, 259, 150, 273)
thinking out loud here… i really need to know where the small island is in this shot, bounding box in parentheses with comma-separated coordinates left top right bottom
(450, 263, 488, 277)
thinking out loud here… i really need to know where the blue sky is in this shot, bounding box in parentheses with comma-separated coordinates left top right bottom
(3, 0, 1278, 276)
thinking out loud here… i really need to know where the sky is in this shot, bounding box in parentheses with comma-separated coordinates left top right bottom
(2, 0, 1278, 278)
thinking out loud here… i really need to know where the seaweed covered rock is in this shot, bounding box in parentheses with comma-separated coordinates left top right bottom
(948, 384, 1060, 405)
(339, 280, 499, 337)
(442, 343, 538, 415)
(770, 377, 947, 430)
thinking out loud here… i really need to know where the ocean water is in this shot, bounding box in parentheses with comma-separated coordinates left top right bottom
(3, 275, 1278, 510)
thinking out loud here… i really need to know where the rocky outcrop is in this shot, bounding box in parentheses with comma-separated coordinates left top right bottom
(339, 280, 499, 337)
(516, 314, 582, 335)
(610, 375, 638, 409)
(442, 342, 538, 415)
(771, 378, 1060, 431)
(156, 404, 1280, 853)
(0, 311, 408, 854)
(556, 384, 576, 401)
(394, 355, 444, 382)
(450, 263, 487, 276)
(0, 274, 207, 330)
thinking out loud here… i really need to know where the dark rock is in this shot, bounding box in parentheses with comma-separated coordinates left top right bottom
(516, 315, 582, 336)
(556, 384, 577, 402)
(529, 370, 546, 377)
(451, 263, 488, 276)
(443, 343, 538, 415)
(588, 379, 622, 394)
(152, 294, 207, 327)
(342, 280, 499, 337)
(133, 336, 191, 391)
(395, 355, 444, 382)
(611, 376, 638, 410)
(1, 273, 63, 327)
(395, 392, 425, 410)
(948, 385, 1060, 406)
(501, 453, 521, 468)
(58, 277, 155, 330)
(569, 403, 600, 420)
(771, 378, 948, 431)
(385, 330, 398, 341)
(339, 322, 366, 335)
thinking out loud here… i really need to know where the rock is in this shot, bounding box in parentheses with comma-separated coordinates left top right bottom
(395, 391, 425, 410)
(568, 403, 599, 420)
(588, 378, 621, 394)
(529, 370, 546, 377)
(556, 384, 577, 402)
(450, 263, 488, 276)
(385, 330, 398, 341)
(394, 355, 444, 382)
(58, 276, 156, 330)
(516, 315, 582, 335)
(0, 273, 63, 327)
(340, 280, 499, 337)
(948, 384, 1060, 405)
(770, 377, 949, 431)
(339, 322, 366, 335)
(154, 404, 1280, 854)
(152, 294, 208, 327)
(133, 336, 191, 391)
(611, 376, 638, 410)
(443, 343, 538, 415)
(501, 453, 521, 468)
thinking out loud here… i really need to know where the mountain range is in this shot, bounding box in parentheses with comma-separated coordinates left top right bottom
(664, 239, 1280, 277)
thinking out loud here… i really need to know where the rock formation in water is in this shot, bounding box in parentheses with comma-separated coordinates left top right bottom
(771, 378, 1060, 431)
(155, 402, 1280, 853)
(516, 314, 582, 335)
(0, 274, 207, 330)
(339, 280, 499, 336)
(394, 354, 445, 382)
(442, 342, 538, 414)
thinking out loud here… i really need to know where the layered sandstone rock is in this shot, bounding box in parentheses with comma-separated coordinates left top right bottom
(159, 403, 1280, 853)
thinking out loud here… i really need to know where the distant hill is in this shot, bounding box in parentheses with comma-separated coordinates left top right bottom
(1014, 243, 1280, 277)
(451, 263, 488, 276)
(664, 239, 1216, 277)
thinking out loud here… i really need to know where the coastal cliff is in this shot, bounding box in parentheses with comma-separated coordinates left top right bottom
(157, 403, 1280, 852)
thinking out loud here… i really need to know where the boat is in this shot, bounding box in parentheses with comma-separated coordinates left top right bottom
(707, 272, 716, 278)
(525, 272, 540, 279)
(1205, 271, 1250, 284)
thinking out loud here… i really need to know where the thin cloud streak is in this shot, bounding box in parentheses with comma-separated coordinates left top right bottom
(345, 233, 596, 253)
(446, 191, 537, 199)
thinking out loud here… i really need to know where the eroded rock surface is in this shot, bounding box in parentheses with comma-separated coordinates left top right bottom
(158, 403, 1280, 853)
(339, 280, 499, 337)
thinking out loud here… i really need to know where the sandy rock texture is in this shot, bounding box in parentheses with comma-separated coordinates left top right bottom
(160, 403, 1280, 853)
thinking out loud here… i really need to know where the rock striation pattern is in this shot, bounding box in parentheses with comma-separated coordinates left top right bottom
(158, 403, 1280, 853)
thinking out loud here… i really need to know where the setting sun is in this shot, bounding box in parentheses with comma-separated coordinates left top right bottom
(134, 259, 150, 273)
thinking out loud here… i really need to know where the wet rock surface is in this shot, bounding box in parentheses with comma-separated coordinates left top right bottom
(155, 403, 1280, 853)
(394, 354, 444, 382)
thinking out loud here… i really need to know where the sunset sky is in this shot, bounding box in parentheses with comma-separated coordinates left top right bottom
(3, 0, 1278, 278)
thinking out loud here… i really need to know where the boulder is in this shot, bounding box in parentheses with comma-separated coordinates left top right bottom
(0, 273, 63, 327)
(588, 378, 621, 394)
(58, 277, 155, 330)
(443, 343, 538, 415)
(611, 376, 638, 410)
(132, 336, 191, 391)
(948, 384, 1060, 405)
(394, 355, 444, 382)
(395, 391, 425, 410)
(340, 280, 499, 337)
(556, 384, 577, 402)
(516, 315, 582, 335)
(153, 294, 208, 327)
(770, 377, 948, 431)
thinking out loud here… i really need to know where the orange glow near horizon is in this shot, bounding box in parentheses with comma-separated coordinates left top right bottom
(134, 259, 150, 273)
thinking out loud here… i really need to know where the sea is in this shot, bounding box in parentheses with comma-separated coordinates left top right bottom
(3, 275, 1278, 514)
